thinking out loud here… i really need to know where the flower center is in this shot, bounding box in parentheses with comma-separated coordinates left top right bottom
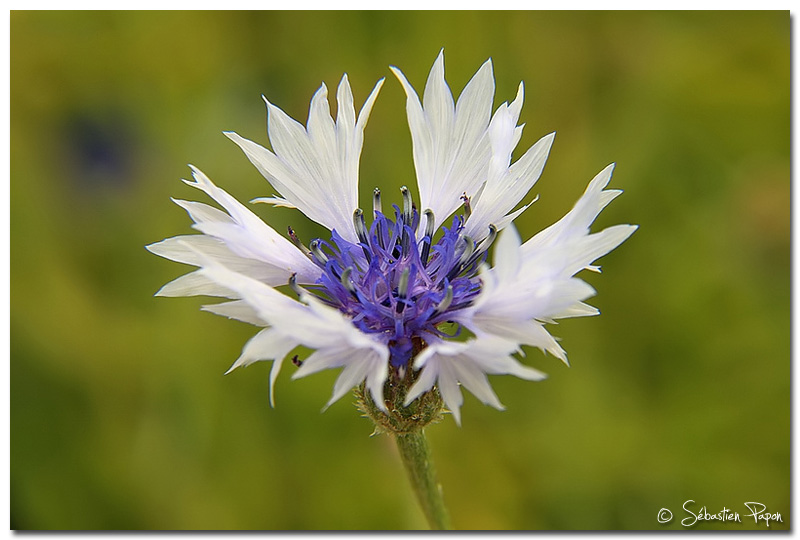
(296, 187, 496, 367)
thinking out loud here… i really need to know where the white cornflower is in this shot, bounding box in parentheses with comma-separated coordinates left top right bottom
(147, 51, 636, 425)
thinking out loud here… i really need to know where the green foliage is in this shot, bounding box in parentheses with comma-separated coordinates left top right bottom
(11, 11, 789, 530)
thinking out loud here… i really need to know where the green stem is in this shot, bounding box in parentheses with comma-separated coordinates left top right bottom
(394, 429, 452, 530)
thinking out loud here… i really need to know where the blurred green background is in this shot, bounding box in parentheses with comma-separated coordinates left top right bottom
(11, 11, 789, 530)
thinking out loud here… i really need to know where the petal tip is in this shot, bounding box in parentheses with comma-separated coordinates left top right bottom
(153, 284, 171, 297)
(314, 81, 329, 96)
(222, 130, 242, 144)
(389, 65, 410, 86)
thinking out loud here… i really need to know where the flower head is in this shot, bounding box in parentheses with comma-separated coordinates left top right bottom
(147, 51, 636, 425)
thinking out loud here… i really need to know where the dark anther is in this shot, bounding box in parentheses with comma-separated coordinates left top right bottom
(353, 209, 369, 243)
(353, 208, 373, 263)
(401, 227, 411, 258)
(461, 192, 472, 219)
(288, 226, 311, 258)
(459, 235, 476, 265)
(291, 355, 303, 367)
(287, 226, 299, 245)
(421, 209, 435, 267)
(309, 239, 329, 265)
(432, 284, 454, 316)
(391, 241, 402, 260)
(340, 267, 358, 296)
(463, 224, 498, 270)
(401, 186, 413, 227)
(373, 188, 385, 250)
(288, 273, 305, 298)
(397, 188, 413, 259)
(482, 224, 498, 249)
(446, 235, 475, 281)
(373, 188, 382, 217)
(396, 268, 410, 314)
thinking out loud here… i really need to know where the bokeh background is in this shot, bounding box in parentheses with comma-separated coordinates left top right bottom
(11, 11, 789, 530)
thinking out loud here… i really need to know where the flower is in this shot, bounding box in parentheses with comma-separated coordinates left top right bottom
(147, 51, 636, 425)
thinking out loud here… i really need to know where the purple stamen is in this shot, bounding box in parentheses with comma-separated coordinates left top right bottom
(296, 191, 482, 368)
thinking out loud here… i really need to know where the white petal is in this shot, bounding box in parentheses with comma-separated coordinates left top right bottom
(437, 336, 545, 379)
(326, 349, 388, 411)
(489, 270, 596, 320)
(336, 75, 356, 136)
(488, 102, 516, 173)
(148, 235, 224, 266)
(553, 301, 600, 319)
(436, 361, 464, 426)
(223, 132, 313, 214)
(172, 198, 233, 224)
(354, 74, 384, 144)
(467, 315, 567, 364)
(406, 337, 546, 425)
(193, 255, 309, 325)
(251, 196, 297, 208)
(454, 59, 494, 149)
(191, 255, 391, 406)
(364, 357, 389, 412)
(507, 132, 555, 198)
(268, 358, 286, 408)
(520, 227, 637, 287)
(507, 82, 524, 124)
(422, 50, 455, 134)
(307, 83, 336, 149)
(519, 225, 638, 288)
(155, 270, 236, 298)
(448, 359, 504, 411)
(293, 346, 388, 412)
(147, 234, 306, 287)
(392, 52, 497, 231)
(296, 296, 389, 355)
(292, 345, 351, 379)
(473, 350, 549, 381)
(463, 165, 635, 370)
(225, 77, 384, 243)
(194, 257, 360, 350)
(533, 278, 597, 319)
(522, 163, 625, 256)
(403, 359, 439, 406)
(491, 200, 535, 232)
(225, 328, 298, 407)
(564, 224, 638, 275)
(389, 65, 429, 188)
(324, 355, 373, 410)
(160, 167, 321, 285)
(201, 300, 266, 326)
(464, 132, 555, 241)
(491, 222, 522, 283)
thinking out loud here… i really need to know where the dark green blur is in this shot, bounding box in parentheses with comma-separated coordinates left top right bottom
(11, 11, 789, 530)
